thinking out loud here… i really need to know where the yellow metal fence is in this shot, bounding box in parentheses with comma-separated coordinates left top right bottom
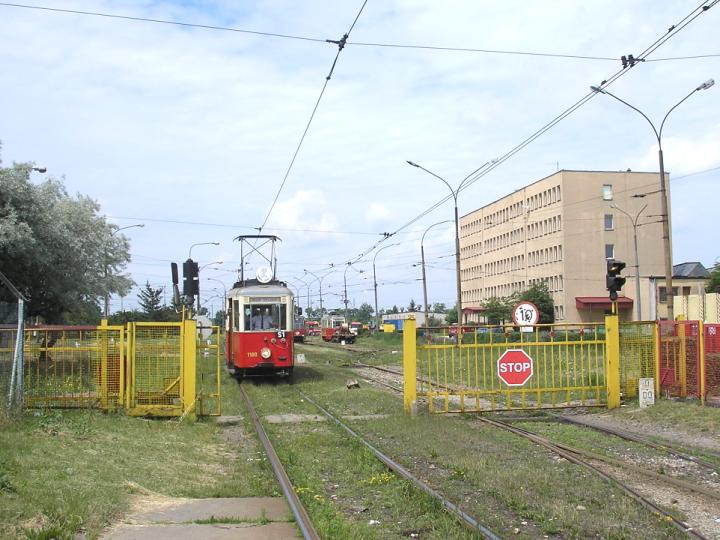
(406, 320, 609, 413)
(0, 320, 208, 419)
(404, 315, 657, 413)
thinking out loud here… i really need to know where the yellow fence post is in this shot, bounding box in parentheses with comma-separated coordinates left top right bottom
(699, 321, 705, 405)
(605, 314, 621, 409)
(653, 322, 660, 397)
(182, 319, 197, 420)
(403, 318, 417, 414)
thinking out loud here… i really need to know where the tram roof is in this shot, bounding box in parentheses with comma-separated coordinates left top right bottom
(229, 280, 292, 297)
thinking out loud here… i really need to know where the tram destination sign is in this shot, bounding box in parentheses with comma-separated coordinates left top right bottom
(497, 349, 534, 387)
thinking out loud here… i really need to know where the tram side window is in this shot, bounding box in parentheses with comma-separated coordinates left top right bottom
(233, 300, 240, 331)
(246, 303, 287, 331)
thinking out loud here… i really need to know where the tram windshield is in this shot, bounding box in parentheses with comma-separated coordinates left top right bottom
(243, 303, 287, 331)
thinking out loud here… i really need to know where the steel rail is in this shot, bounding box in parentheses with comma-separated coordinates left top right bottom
(478, 416, 711, 540)
(238, 385, 320, 540)
(298, 390, 502, 540)
(550, 413, 720, 470)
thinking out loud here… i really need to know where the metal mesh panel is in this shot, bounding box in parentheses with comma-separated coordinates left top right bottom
(21, 326, 123, 409)
(619, 322, 656, 397)
(0, 327, 17, 411)
(131, 324, 182, 408)
(416, 324, 607, 412)
(196, 325, 221, 416)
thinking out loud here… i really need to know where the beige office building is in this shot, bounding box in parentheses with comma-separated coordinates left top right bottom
(459, 170, 673, 323)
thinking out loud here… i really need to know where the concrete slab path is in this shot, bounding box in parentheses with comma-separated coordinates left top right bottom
(102, 497, 298, 540)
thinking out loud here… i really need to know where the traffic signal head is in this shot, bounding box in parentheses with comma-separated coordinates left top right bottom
(606, 259, 626, 301)
(183, 259, 199, 297)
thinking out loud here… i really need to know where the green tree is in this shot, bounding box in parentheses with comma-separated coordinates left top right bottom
(137, 282, 163, 318)
(351, 302, 374, 323)
(408, 299, 417, 312)
(513, 282, 555, 324)
(431, 302, 447, 313)
(707, 262, 720, 293)
(0, 161, 133, 322)
(483, 297, 512, 325)
(446, 305, 458, 325)
(212, 309, 225, 327)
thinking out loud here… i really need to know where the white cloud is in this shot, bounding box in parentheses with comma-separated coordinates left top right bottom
(366, 202, 391, 222)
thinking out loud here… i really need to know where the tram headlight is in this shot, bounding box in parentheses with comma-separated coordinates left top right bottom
(260, 347, 272, 359)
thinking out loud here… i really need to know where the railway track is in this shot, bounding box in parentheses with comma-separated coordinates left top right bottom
(352, 366, 719, 539)
(238, 378, 503, 539)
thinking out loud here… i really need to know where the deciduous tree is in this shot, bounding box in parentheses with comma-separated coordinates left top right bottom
(0, 161, 133, 322)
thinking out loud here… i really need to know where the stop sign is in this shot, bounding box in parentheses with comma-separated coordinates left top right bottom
(497, 349, 534, 386)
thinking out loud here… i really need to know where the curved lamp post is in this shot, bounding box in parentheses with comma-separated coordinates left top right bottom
(407, 159, 495, 334)
(304, 269, 330, 316)
(373, 244, 400, 331)
(591, 79, 714, 320)
(105, 223, 144, 317)
(343, 263, 364, 321)
(420, 220, 453, 327)
(611, 203, 648, 320)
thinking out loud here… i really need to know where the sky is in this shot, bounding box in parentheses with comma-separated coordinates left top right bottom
(1, 0, 719, 316)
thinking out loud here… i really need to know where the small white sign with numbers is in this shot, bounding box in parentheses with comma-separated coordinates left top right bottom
(639, 378, 655, 408)
(512, 301, 539, 332)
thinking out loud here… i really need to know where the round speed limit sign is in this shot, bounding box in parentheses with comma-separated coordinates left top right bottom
(512, 301, 539, 327)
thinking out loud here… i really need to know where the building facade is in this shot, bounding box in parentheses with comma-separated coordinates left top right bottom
(459, 170, 670, 323)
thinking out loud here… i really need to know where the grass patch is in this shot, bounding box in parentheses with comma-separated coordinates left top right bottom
(0, 407, 277, 539)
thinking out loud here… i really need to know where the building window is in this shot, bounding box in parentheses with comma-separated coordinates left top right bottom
(602, 184, 613, 201)
(605, 244, 614, 259)
(659, 287, 679, 303)
(604, 214, 614, 230)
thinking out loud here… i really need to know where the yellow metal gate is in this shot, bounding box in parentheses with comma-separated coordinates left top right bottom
(404, 319, 608, 413)
(126, 321, 196, 417)
(196, 325, 222, 417)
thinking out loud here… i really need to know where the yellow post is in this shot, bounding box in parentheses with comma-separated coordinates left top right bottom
(678, 321, 687, 398)
(403, 317, 417, 413)
(182, 319, 197, 420)
(605, 314, 621, 409)
(698, 321, 705, 404)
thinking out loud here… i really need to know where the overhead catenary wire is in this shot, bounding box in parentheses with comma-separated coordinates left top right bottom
(256, 0, 368, 234)
(2, 2, 717, 64)
(340, 0, 717, 271)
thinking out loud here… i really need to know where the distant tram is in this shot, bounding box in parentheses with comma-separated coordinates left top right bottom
(225, 236, 297, 379)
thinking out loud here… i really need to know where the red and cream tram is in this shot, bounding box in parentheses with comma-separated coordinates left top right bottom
(225, 235, 297, 379)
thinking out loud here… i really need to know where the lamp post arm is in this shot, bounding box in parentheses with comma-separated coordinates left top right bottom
(658, 88, 698, 141)
(599, 89, 660, 143)
(457, 159, 496, 194)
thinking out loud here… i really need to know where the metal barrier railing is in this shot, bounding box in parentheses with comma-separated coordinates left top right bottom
(197, 326, 222, 417)
(409, 321, 608, 413)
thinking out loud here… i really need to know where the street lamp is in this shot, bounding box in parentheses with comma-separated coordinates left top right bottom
(373, 243, 400, 331)
(189, 241, 219, 259)
(591, 79, 714, 320)
(292, 276, 311, 314)
(407, 159, 496, 333)
(611, 203, 648, 320)
(420, 220, 453, 328)
(343, 263, 364, 321)
(304, 269, 331, 316)
(105, 223, 145, 317)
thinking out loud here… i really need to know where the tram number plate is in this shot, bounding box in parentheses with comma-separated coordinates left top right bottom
(277, 331, 286, 339)
(246, 352, 258, 358)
